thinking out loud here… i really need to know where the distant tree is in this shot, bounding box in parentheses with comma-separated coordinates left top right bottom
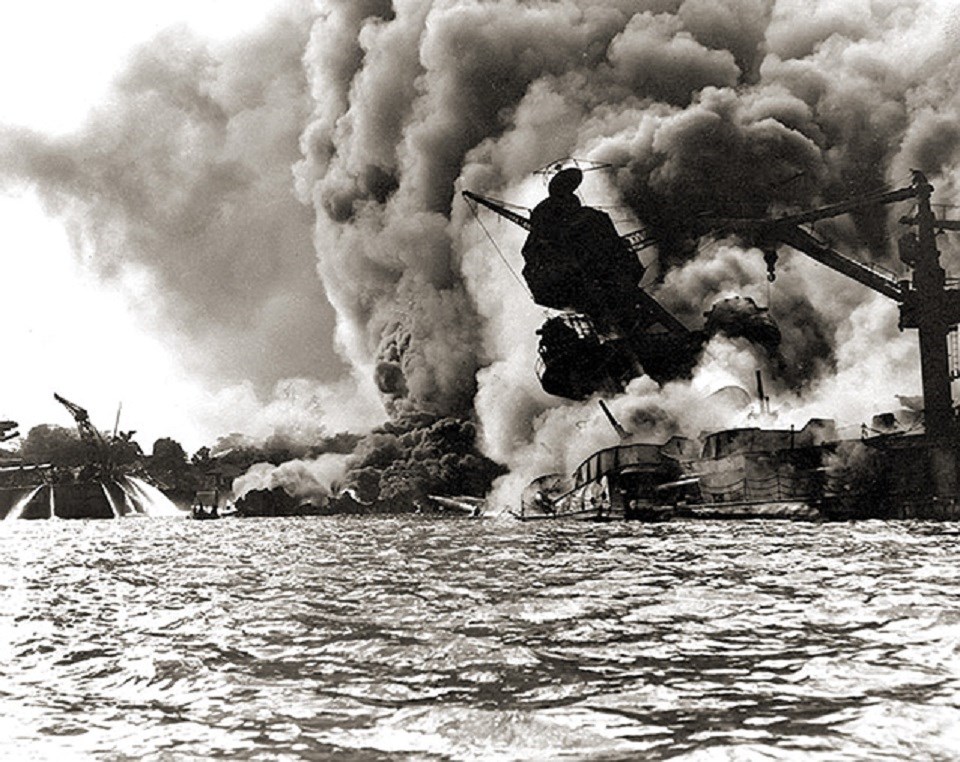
(146, 437, 200, 494)
(19, 425, 88, 466)
(149, 437, 188, 477)
(191, 446, 211, 467)
(152, 437, 186, 464)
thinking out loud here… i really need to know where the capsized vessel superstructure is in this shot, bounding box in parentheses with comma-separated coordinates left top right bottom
(0, 394, 180, 519)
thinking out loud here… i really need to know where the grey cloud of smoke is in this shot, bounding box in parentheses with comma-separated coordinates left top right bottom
(306, 0, 945, 408)
(447, 0, 960, 499)
(296, 1, 660, 419)
(0, 1, 342, 399)
(5, 0, 960, 502)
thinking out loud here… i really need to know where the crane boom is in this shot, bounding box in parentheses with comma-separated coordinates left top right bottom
(701, 173, 960, 497)
(700, 186, 918, 234)
(768, 186, 918, 228)
(54, 393, 108, 449)
(699, 185, 916, 301)
(773, 225, 906, 301)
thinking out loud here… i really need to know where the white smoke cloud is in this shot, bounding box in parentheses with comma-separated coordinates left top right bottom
(232, 453, 350, 502)
(0, 1, 375, 450)
(6, 0, 960, 504)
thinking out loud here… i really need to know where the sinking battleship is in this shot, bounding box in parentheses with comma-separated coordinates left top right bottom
(0, 394, 179, 520)
(464, 168, 960, 520)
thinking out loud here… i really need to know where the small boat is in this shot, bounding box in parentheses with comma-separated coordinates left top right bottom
(189, 489, 224, 520)
(189, 504, 221, 520)
(426, 494, 486, 517)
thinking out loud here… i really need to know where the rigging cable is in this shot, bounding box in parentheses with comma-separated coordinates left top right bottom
(465, 197, 536, 302)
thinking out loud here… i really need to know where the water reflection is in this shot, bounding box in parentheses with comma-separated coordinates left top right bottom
(1, 518, 959, 759)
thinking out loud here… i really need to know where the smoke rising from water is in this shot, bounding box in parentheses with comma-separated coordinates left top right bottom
(5, 1, 960, 504)
(0, 1, 377, 446)
(294, 0, 960, 504)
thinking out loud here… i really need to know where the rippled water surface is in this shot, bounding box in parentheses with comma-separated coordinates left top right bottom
(2, 517, 960, 760)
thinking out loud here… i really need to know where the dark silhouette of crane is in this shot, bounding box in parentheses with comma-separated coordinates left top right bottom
(54, 393, 114, 476)
(697, 171, 960, 497)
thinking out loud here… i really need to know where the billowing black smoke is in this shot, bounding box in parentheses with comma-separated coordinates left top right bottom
(4, 1, 960, 509)
(342, 415, 506, 507)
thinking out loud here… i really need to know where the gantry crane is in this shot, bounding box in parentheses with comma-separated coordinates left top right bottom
(698, 171, 960, 496)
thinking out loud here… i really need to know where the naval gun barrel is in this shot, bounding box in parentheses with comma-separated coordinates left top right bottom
(599, 399, 630, 441)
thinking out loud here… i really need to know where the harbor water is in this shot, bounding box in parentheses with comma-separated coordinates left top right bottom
(1, 516, 959, 760)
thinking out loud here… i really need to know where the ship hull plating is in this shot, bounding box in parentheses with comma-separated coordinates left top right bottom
(519, 423, 960, 522)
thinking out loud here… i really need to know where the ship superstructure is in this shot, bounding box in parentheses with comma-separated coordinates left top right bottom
(0, 394, 175, 520)
(464, 165, 777, 399)
(469, 166, 960, 518)
(696, 171, 960, 501)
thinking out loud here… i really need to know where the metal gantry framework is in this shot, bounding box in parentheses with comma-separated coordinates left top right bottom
(53, 393, 106, 447)
(699, 172, 960, 495)
(700, 172, 960, 439)
(53, 393, 114, 475)
(465, 171, 960, 495)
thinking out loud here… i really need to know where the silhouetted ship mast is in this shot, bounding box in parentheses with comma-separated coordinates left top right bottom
(464, 167, 700, 399)
(463, 165, 778, 399)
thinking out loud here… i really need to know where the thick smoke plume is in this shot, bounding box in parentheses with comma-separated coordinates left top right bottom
(5, 1, 960, 507)
(0, 1, 383, 447)
(294, 0, 960, 506)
